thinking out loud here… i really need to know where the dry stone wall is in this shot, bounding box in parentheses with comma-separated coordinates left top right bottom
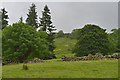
(61, 53, 119, 61)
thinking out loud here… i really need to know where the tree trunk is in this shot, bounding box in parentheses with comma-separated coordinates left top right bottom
(23, 48, 32, 62)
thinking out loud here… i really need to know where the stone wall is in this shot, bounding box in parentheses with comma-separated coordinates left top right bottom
(61, 53, 119, 61)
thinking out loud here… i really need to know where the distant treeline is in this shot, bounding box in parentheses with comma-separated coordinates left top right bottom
(55, 29, 80, 39)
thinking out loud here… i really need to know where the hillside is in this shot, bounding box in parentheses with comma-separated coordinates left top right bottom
(54, 38, 77, 59)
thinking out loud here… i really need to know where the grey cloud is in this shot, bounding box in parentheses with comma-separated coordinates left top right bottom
(2, 2, 118, 33)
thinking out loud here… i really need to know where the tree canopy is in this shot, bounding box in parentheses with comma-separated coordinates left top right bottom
(1, 8, 9, 30)
(70, 29, 81, 39)
(40, 5, 56, 54)
(56, 30, 64, 38)
(73, 24, 110, 57)
(26, 3, 38, 28)
(2, 22, 51, 62)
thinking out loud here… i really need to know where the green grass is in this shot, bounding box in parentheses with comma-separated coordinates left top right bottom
(54, 38, 77, 58)
(2, 60, 118, 78)
(113, 53, 120, 54)
(2, 38, 119, 78)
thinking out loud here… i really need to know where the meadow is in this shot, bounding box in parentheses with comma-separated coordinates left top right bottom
(54, 38, 77, 58)
(2, 38, 119, 78)
(2, 60, 118, 78)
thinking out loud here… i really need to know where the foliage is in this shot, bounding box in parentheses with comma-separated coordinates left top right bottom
(40, 5, 56, 32)
(64, 33, 71, 38)
(0, 11, 2, 29)
(73, 24, 110, 57)
(70, 29, 81, 39)
(0, 30, 1, 59)
(107, 28, 120, 53)
(26, 3, 38, 28)
(1, 8, 9, 30)
(108, 29, 118, 53)
(19, 17, 23, 23)
(40, 5, 56, 55)
(2, 22, 51, 62)
(117, 28, 120, 49)
(56, 30, 64, 38)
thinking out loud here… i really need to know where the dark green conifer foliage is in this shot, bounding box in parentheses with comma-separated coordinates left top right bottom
(19, 17, 23, 23)
(0, 11, 2, 29)
(26, 3, 38, 28)
(1, 8, 9, 30)
(40, 5, 56, 53)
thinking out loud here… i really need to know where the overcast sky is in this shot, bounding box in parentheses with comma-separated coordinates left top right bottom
(0, 2, 118, 33)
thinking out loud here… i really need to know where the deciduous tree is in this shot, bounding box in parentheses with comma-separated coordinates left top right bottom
(2, 22, 50, 62)
(73, 24, 110, 57)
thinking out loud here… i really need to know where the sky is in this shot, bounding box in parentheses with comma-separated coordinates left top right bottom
(0, 2, 118, 33)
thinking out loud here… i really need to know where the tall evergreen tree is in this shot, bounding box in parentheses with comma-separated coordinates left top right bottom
(40, 5, 56, 53)
(26, 3, 38, 28)
(1, 8, 9, 30)
(0, 11, 2, 29)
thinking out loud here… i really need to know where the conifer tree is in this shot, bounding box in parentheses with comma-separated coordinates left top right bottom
(40, 5, 56, 53)
(0, 11, 2, 29)
(1, 8, 9, 30)
(26, 3, 38, 28)
(19, 17, 23, 23)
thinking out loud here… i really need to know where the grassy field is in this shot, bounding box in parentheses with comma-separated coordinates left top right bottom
(54, 38, 77, 58)
(2, 38, 119, 78)
(2, 60, 118, 78)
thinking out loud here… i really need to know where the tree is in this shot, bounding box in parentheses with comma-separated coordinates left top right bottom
(73, 24, 110, 57)
(108, 29, 118, 53)
(0, 11, 2, 29)
(2, 22, 51, 62)
(0, 30, 1, 59)
(70, 29, 81, 39)
(117, 28, 120, 50)
(56, 30, 64, 38)
(26, 3, 38, 28)
(1, 8, 9, 30)
(40, 5, 56, 54)
(64, 33, 71, 38)
(19, 17, 23, 23)
(0, 12, 1, 58)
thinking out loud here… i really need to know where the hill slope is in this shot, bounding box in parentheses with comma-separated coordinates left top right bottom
(54, 38, 77, 59)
